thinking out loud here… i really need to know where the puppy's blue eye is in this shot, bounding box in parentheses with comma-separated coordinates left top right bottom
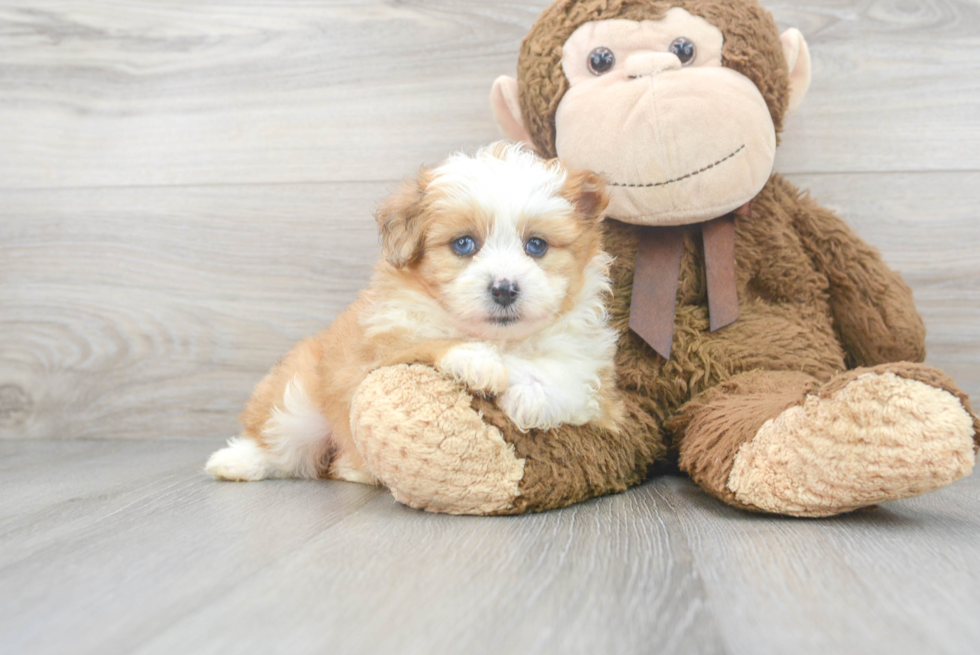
(524, 237, 548, 258)
(451, 236, 477, 256)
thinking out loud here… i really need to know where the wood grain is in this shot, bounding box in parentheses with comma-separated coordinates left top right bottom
(0, 0, 540, 189)
(0, 183, 383, 440)
(0, 439, 725, 655)
(1, 439, 978, 655)
(772, 0, 980, 174)
(1, 0, 979, 191)
(657, 472, 980, 655)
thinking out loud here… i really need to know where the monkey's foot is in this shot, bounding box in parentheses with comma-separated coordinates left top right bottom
(350, 364, 525, 514)
(727, 370, 977, 517)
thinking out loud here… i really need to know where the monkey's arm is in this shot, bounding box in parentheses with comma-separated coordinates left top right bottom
(350, 363, 662, 514)
(784, 177, 926, 367)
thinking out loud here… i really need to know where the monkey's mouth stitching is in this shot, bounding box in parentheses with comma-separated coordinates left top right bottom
(609, 144, 746, 188)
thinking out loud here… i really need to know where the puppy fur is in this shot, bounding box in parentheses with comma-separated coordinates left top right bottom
(206, 142, 622, 483)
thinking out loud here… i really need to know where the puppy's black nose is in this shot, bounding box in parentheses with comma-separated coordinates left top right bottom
(490, 280, 519, 307)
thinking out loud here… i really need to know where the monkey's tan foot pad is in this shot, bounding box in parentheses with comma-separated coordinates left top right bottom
(727, 372, 976, 517)
(350, 364, 525, 515)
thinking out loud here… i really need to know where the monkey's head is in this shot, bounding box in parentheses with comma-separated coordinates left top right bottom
(491, 0, 811, 226)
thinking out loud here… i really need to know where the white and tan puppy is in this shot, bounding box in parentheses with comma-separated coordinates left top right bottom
(206, 142, 622, 484)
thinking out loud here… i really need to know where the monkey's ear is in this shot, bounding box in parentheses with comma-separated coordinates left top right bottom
(780, 28, 811, 113)
(375, 172, 430, 268)
(490, 76, 538, 151)
(562, 169, 610, 223)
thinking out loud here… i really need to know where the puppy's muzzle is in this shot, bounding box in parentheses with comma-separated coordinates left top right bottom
(489, 280, 519, 307)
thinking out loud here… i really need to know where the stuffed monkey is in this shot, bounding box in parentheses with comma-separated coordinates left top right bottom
(349, 0, 979, 516)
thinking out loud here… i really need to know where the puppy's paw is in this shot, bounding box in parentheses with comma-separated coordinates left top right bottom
(437, 342, 508, 396)
(500, 379, 560, 431)
(498, 371, 574, 431)
(205, 436, 271, 481)
(500, 363, 599, 431)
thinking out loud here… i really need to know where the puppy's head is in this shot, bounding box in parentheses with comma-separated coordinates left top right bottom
(376, 142, 610, 341)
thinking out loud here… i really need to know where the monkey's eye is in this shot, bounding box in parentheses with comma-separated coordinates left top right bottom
(669, 37, 696, 66)
(451, 236, 478, 257)
(587, 47, 616, 75)
(524, 237, 548, 258)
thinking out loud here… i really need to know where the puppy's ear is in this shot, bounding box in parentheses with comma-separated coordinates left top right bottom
(561, 168, 610, 223)
(375, 170, 431, 268)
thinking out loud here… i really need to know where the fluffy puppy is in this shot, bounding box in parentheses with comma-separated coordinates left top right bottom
(206, 142, 622, 484)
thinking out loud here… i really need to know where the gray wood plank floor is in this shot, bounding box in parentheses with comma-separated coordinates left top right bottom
(1, 439, 978, 655)
(2, 1, 979, 653)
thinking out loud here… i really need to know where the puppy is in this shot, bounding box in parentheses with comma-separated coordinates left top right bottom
(206, 142, 622, 484)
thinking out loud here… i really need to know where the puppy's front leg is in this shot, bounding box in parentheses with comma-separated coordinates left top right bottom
(379, 339, 508, 396)
(436, 342, 509, 396)
(499, 357, 601, 431)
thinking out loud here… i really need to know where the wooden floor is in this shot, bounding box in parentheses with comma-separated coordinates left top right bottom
(1, 439, 978, 655)
(2, 1, 979, 653)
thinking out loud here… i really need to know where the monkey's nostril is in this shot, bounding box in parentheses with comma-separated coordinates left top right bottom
(490, 280, 520, 307)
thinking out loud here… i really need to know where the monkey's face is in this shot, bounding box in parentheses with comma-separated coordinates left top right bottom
(554, 7, 777, 226)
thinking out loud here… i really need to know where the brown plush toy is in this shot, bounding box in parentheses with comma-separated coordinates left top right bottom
(348, 0, 980, 516)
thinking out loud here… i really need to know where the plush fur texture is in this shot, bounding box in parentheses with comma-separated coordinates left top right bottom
(518, 0, 790, 158)
(343, 0, 980, 516)
(352, 364, 526, 514)
(350, 174, 979, 515)
(728, 370, 977, 516)
(207, 143, 623, 483)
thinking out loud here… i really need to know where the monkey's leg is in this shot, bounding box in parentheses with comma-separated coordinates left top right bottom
(670, 365, 979, 517)
(349, 364, 664, 514)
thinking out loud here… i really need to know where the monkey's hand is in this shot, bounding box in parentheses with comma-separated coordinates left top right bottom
(350, 364, 525, 514)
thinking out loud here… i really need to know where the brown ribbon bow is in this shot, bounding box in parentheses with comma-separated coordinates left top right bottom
(628, 203, 749, 359)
